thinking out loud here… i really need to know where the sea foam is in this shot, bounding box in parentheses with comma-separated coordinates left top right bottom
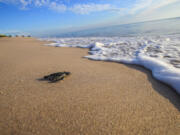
(42, 35, 180, 94)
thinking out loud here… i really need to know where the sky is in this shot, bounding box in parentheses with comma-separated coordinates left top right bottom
(0, 0, 180, 36)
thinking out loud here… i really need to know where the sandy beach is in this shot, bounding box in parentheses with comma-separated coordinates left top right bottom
(0, 37, 179, 135)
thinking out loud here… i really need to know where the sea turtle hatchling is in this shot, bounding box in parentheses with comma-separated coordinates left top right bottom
(44, 72, 71, 82)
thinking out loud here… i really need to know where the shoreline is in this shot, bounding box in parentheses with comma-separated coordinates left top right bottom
(85, 58, 179, 95)
(0, 37, 179, 135)
(44, 37, 180, 95)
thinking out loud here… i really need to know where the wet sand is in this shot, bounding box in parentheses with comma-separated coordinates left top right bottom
(0, 37, 179, 135)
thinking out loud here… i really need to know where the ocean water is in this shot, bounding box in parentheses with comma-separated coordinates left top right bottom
(47, 17, 180, 37)
(42, 34, 180, 94)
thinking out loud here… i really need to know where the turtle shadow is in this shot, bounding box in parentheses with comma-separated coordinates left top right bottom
(37, 78, 63, 83)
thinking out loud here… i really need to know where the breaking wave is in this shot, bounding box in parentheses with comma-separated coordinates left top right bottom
(42, 35, 180, 94)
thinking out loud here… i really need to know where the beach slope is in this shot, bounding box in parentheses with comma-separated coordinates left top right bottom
(0, 37, 179, 135)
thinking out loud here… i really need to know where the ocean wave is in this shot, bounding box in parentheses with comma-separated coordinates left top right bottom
(42, 35, 180, 94)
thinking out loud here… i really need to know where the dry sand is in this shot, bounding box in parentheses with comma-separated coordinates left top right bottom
(0, 37, 179, 135)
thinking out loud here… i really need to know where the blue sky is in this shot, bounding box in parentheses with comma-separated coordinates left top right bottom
(0, 0, 180, 36)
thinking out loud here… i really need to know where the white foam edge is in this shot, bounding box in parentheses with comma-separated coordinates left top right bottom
(85, 54, 180, 94)
(46, 42, 180, 94)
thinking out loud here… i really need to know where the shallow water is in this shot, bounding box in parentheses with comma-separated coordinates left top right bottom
(42, 34, 180, 94)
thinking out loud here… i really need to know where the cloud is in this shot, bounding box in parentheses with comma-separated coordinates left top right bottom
(49, 2, 66, 12)
(19, 0, 51, 9)
(141, 0, 180, 15)
(19, 0, 31, 9)
(34, 0, 49, 7)
(0, 0, 117, 14)
(69, 3, 115, 14)
(0, 0, 50, 8)
(0, 0, 180, 15)
(129, 0, 153, 14)
(128, 0, 180, 15)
